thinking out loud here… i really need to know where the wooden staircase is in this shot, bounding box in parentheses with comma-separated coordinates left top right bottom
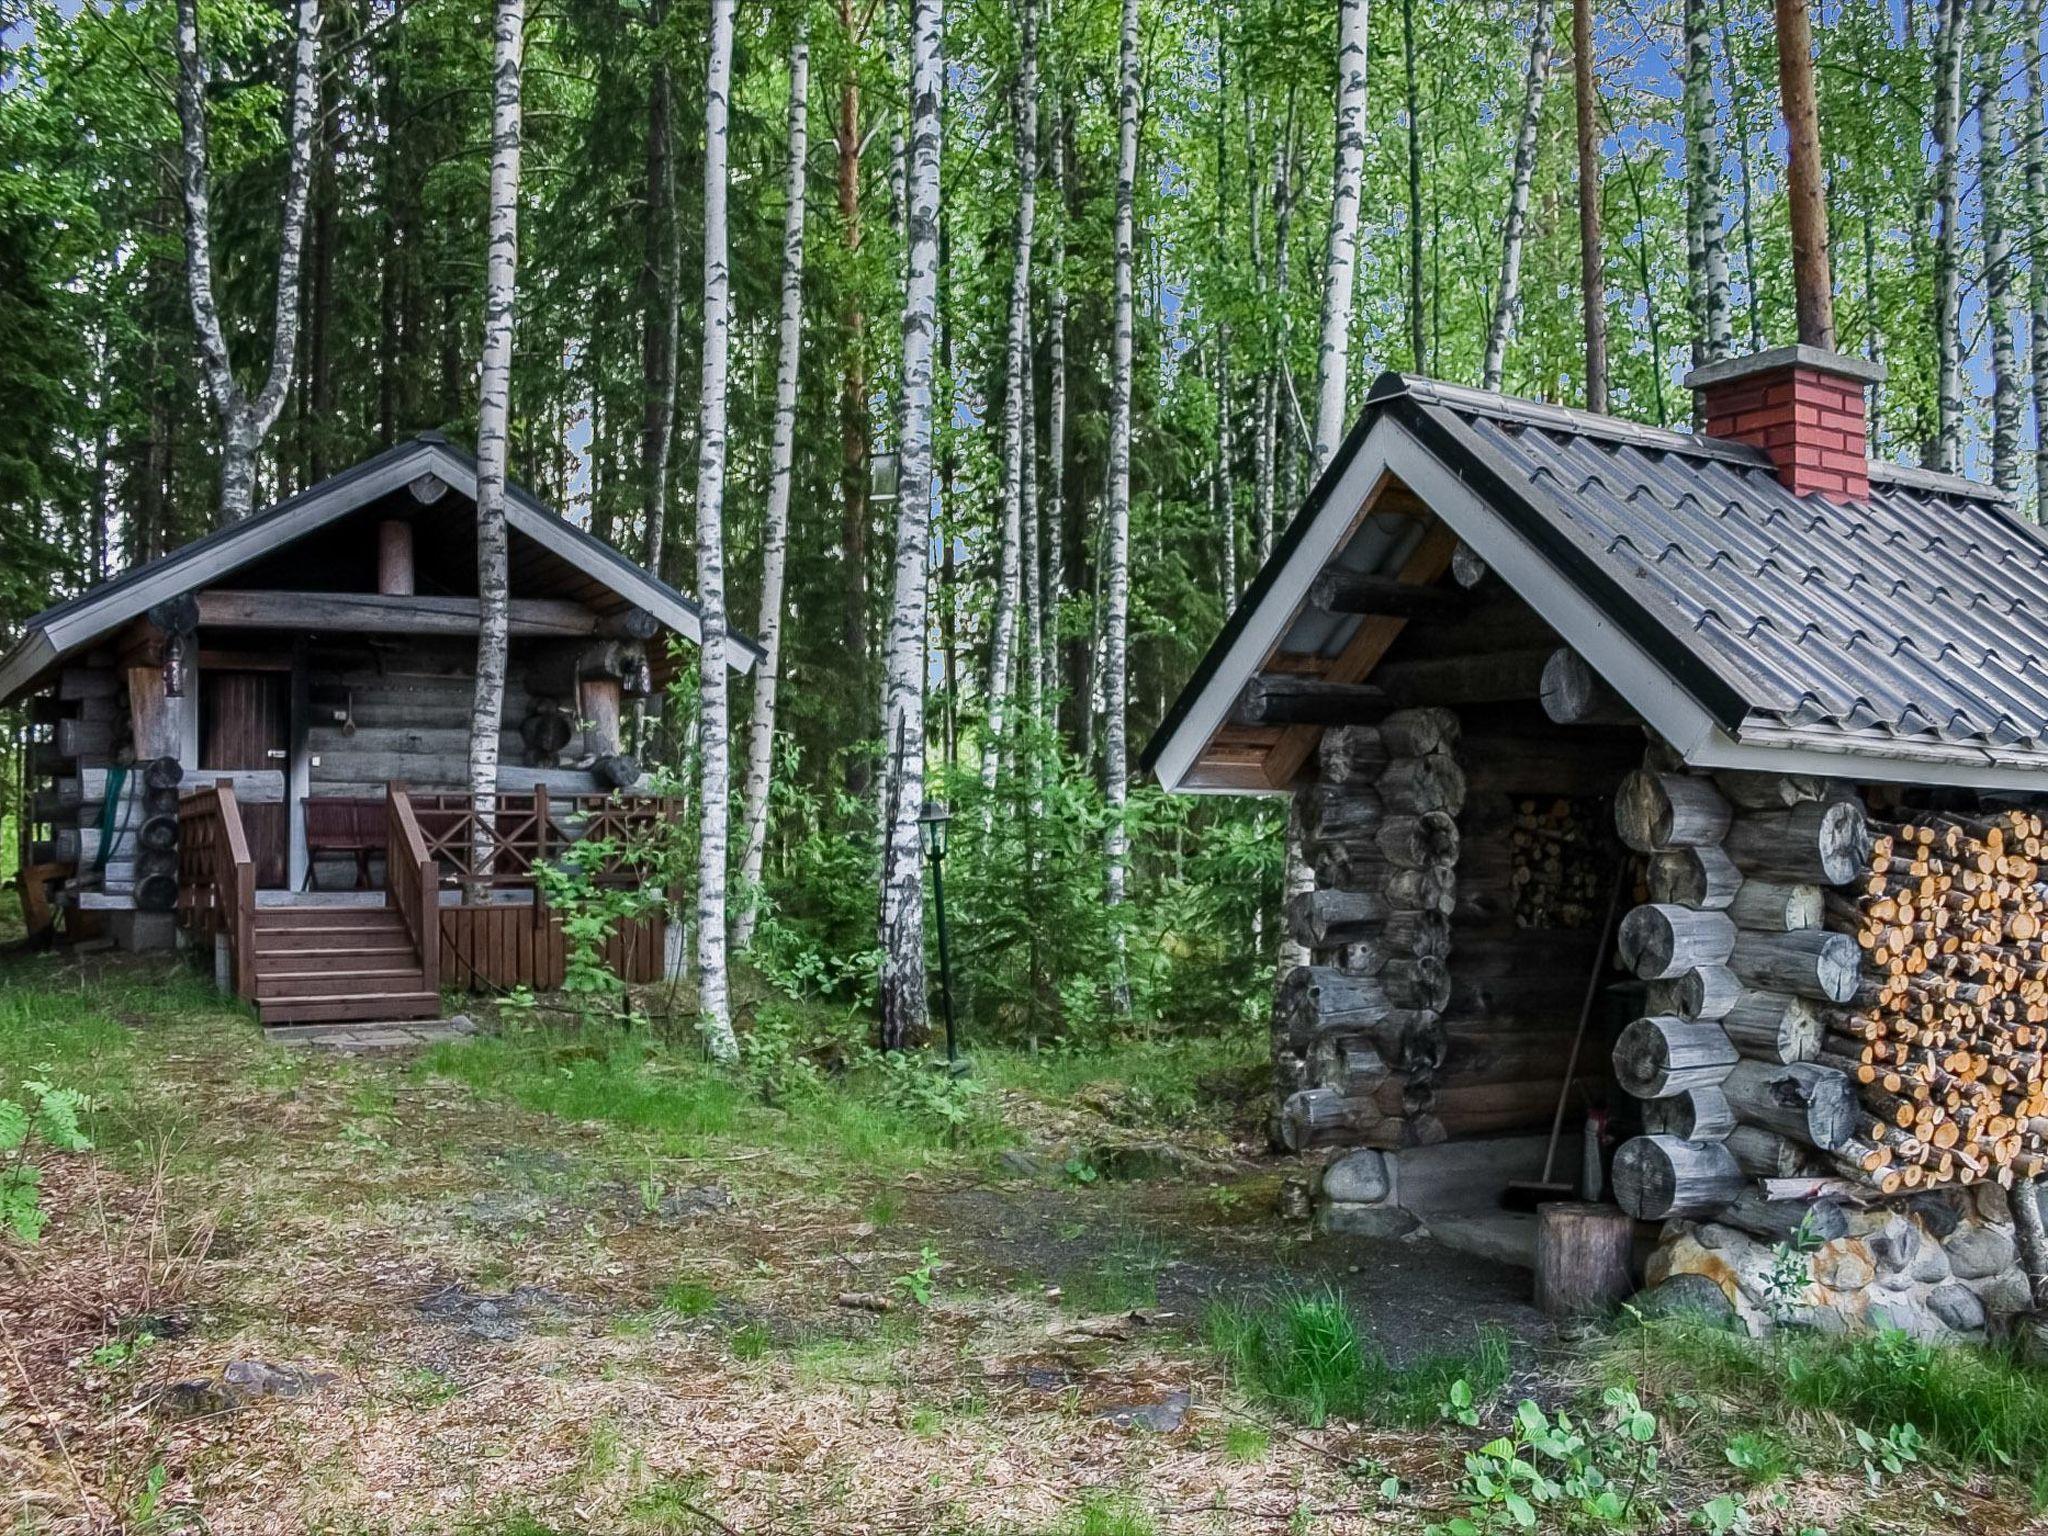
(250, 902, 439, 1025)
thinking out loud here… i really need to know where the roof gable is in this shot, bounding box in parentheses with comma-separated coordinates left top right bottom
(1146, 373, 2048, 794)
(0, 437, 760, 704)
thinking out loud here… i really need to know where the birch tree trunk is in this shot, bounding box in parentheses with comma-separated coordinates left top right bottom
(878, 0, 944, 1052)
(1481, 0, 1554, 392)
(1722, 8, 1765, 352)
(640, 0, 681, 577)
(1978, 0, 2020, 494)
(735, 20, 812, 954)
(1682, 0, 1731, 378)
(693, 0, 739, 1062)
(1313, 0, 1369, 469)
(1216, 341, 1237, 599)
(468, 0, 526, 895)
(1932, 0, 1970, 471)
(1572, 0, 1606, 413)
(1045, 105, 1068, 706)
(173, 0, 322, 525)
(1104, 0, 1138, 953)
(982, 0, 1040, 792)
(1400, 0, 1425, 373)
(2029, 5, 2048, 516)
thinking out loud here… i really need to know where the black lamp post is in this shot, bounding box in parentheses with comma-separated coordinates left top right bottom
(918, 799, 961, 1071)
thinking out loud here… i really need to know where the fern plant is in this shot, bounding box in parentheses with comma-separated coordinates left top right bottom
(1, 1079, 93, 1243)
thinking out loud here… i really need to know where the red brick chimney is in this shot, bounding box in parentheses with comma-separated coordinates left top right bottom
(1684, 345, 1886, 503)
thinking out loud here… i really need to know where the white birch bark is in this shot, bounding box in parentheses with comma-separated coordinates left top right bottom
(1979, 0, 2021, 494)
(1045, 107, 1068, 706)
(982, 0, 1040, 792)
(468, 0, 526, 894)
(1216, 340, 1237, 599)
(1932, 0, 1970, 472)
(173, 0, 322, 525)
(1105, 0, 1138, 946)
(2028, 5, 2048, 516)
(735, 21, 812, 953)
(1681, 0, 1731, 375)
(693, 0, 739, 1061)
(1481, 0, 1554, 392)
(878, 0, 944, 1051)
(1312, 0, 1368, 471)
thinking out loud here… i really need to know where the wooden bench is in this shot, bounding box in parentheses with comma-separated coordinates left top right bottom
(302, 797, 387, 890)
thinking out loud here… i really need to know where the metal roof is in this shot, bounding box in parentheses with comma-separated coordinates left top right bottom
(0, 436, 762, 705)
(1146, 371, 2048, 792)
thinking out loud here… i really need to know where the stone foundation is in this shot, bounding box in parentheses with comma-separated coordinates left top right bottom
(1646, 1185, 2031, 1339)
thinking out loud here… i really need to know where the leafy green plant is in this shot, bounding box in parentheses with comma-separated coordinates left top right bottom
(1428, 1389, 1657, 1534)
(1722, 1430, 1793, 1486)
(1, 1078, 93, 1242)
(1855, 1420, 1924, 1486)
(1761, 1215, 1826, 1326)
(1692, 1493, 1752, 1535)
(894, 1244, 942, 1306)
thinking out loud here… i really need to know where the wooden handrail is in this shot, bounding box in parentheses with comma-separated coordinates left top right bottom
(386, 785, 440, 996)
(212, 781, 256, 1000)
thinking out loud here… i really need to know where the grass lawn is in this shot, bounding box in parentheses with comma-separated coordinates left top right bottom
(4, 949, 2047, 1533)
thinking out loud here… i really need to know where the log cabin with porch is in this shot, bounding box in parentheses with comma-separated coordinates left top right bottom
(1146, 345, 2048, 1336)
(3, 434, 759, 1026)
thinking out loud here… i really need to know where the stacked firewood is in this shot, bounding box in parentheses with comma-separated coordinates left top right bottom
(1817, 810, 2048, 1194)
(1509, 795, 1605, 929)
(1608, 768, 1875, 1222)
(1272, 708, 1462, 1153)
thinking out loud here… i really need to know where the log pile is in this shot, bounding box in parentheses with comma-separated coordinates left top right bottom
(1273, 708, 1462, 1153)
(1818, 810, 2048, 1195)
(1509, 796, 1605, 929)
(1608, 768, 1871, 1222)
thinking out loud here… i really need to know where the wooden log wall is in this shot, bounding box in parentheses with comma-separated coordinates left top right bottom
(1609, 767, 1872, 1221)
(1273, 708, 1462, 1153)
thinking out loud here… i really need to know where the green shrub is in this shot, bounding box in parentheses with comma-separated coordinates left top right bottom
(1206, 1288, 1511, 1428)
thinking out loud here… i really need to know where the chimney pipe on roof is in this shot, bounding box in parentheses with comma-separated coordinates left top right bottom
(1686, 346, 1885, 503)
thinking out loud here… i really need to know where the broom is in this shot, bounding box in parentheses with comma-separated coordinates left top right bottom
(1501, 864, 1627, 1213)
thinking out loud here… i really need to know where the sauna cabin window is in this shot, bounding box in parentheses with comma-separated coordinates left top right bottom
(1508, 795, 1608, 929)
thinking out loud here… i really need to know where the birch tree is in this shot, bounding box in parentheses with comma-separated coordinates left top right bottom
(2028, 4, 2048, 514)
(1932, 0, 1969, 471)
(1977, 0, 2020, 494)
(693, 0, 739, 1061)
(878, 0, 943, 1051)
(1572, 0, 1606, 413)
(1481, 0, 1554, 393)
(1313, 0, 1369, 468)
(467, 0, 526, 885)
(1104, 0, 1138, 936)
(982, 0, 1040, 791)
(735, 20, 812, 953)
(172, 0, 322, 525)
(1045, 104, 1068, 706)
(1682, 0, 1731, 374)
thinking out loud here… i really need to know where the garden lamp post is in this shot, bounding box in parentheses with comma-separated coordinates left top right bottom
(918, 799, 961, 1070)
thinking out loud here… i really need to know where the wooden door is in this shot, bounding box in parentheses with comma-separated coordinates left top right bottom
(201, 671, 290, 888)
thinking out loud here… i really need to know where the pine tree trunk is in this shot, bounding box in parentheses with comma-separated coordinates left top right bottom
(1400, 0, 1425, 374)
(878, 0, 943, 1052)
(1774, 0, 1834, 350)
(173, 0, 323, 525)
(1683, 0, 1730, 381)
(469, 0, 526, 897)
(640, 0, 682, 577)
(2029, 4, 2048, 516)
(1314, 0, 1369, 468)
(1572, 0, 1606, 413)
(694, 0, 739, 1061)
(983, 0, 1040, 792)
(1932, 0, 1970, 471)
(1482, 0, 1554, 392)
(735, 21, 811, 954)
(1105, 0, 1139, 968)
(1978, 0, 2020, 494)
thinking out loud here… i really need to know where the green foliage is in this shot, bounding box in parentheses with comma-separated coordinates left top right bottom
(659, 1279, 718, 1319)
(893, 1244, 942, 1306)
(1721, 1430, 1794, 1487)
(1206, 1288, 1510, 1429)
(1622, 1315, 2048, 1477)
(0, 1078, 94, 1243)
(1428, 1389, 1658, 1535)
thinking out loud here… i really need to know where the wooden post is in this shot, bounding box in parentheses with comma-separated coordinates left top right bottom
(1534, 1203, 1635, 1317)
(378, 519, 416, 595)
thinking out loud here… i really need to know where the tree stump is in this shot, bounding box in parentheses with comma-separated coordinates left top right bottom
(1533, 1202, 1635, 1318)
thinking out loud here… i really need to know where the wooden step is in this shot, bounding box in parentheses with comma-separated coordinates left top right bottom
(255, 906, 400, 929)
(258, 991, 440, 1025)
(254, 928, 410, 952)
(257, 968, 425, 998)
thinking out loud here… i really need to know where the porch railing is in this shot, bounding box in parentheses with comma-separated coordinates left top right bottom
(385, 785, 440, 996)
(177, 781, 255, 997)
(404, 791, 681, 891)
